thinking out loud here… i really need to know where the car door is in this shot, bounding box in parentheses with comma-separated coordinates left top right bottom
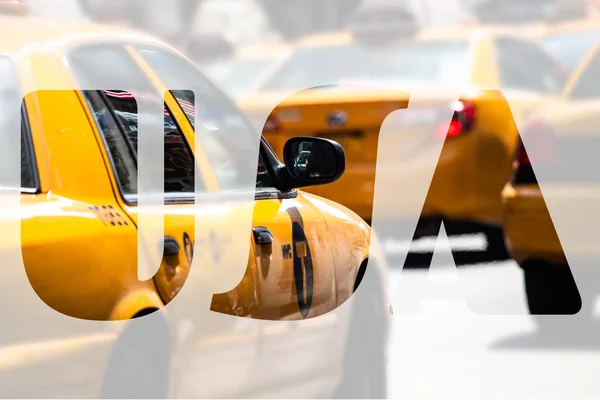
(132, 43, 338, 320)
(131, 44, 344, 397)
(67, 43, 209, 308)
(68, 43, 274, 399)
(250, 145, 338, 320)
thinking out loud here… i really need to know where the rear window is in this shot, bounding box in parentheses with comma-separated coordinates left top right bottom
(259, 40, 471, 92)
(569, 50, 600, 100)
(539, 30, 600, 72)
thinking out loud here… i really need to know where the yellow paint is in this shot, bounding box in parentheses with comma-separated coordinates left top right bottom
(2, 15, 371, 327)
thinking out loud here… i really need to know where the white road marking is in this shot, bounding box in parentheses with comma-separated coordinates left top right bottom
(383, 233, 487, 254)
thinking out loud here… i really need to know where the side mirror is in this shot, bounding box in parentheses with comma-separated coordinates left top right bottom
(279, 137, 345, 190)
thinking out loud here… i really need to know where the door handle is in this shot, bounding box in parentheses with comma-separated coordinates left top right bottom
(252, 226, 273, 245)
(163, 236, 180, 256)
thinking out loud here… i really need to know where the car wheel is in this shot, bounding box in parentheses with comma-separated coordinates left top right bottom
(99, 309, 171, 399)
(334, 259, 388, 399)
(522, 260, 582, 316)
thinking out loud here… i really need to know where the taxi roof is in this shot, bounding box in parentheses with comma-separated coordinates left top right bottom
(0, 15, 161, 56)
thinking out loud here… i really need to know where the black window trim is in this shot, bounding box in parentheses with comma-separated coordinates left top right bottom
(0, 53, 40, 194)
(20, 103, 41, 194)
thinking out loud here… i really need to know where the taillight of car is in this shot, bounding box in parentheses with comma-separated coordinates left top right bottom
(435, 100, 476, 140)
(511, 118, 559, 185)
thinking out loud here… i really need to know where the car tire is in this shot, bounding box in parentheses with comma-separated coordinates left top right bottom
(522, 260, 582, 316)
(99, 309, 171, 399)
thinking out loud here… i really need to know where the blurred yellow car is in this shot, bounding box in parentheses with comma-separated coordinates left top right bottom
(238, 21, 567, 251)
(0, 15, 388, 398)
(203, 42, 293, 98)
(501, 39, 600, 316)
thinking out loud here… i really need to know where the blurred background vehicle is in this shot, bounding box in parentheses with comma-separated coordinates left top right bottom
(237, 1, 568, 255)
(501, 37, 600, 318)
(202, 42, 293, 99)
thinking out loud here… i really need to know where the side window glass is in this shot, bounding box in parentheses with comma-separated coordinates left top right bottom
(20, 123, 36, 190)
(518, 41, 566, 93)
(256, 155, 274, 189)
(0, 55, 37, 191)
(84, 90, 199, 197)
(85, 91, 138, 196)
(67, 43, 200, 200)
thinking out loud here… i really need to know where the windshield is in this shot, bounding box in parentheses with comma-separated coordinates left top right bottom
(204, 58, 274, 97)
(568, 49, 600, 100)
(539, 30, 600, 72)
(259, 40, 470, 92)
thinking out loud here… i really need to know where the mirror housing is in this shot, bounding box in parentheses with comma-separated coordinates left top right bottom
(277, 137, 345, 191)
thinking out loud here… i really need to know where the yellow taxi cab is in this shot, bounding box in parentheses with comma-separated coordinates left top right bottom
(203, 42, 293, 99)
(501, 39, 600, 317)
(237, 7, 567, 252)
(0, 15, 389, 398)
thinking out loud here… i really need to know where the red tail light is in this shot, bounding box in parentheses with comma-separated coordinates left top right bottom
(512, 118, 558, 185)
(435, 100, 476, 139)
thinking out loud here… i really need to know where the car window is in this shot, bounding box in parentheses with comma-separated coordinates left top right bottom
(256, 155, 274, 189)
(0, 55, 37, 191)
(539, 30, 600, 72)
(568, 50, 600, 100)
(258, 40, 471, 91)
(84, 90, 198, 198)
(20, 121, 36, 191)
(495, 37, 566, 94)
(134, 45, 261, 192)
(67, 44, 199, 200)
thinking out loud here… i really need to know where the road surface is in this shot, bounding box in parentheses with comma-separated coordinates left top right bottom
(383, 230, 600, 398)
